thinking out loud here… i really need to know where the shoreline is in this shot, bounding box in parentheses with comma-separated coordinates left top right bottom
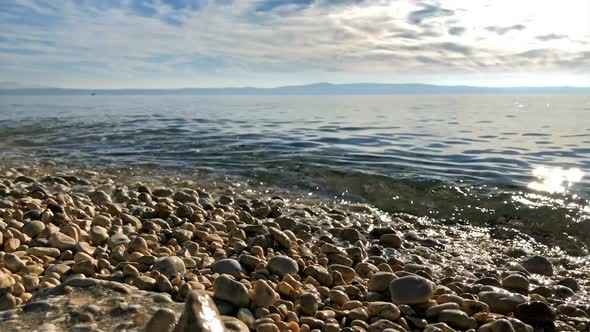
(0, 165, 589, 331)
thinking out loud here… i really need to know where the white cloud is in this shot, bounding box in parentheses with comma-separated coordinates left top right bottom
(0, 0, 588, 88)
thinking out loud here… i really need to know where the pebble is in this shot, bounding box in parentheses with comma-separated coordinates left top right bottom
(0, 170, 587, 332)
(379, 233, 402, 248)
(368, 272, 396, 292)
(211, 258, 245, 279)
(213, 275, 250, 307)
(132, 276, 157, 291)
(127, 236, 149, 254)
(49, 232, 77, 251)
(237, 308, 256, 329)
(478, 290, 527, 314)
(426, 302, 461, 318)
(252, 280, 278, 308)
(330, 265, 356, 283)
(107, 233, 130, 250)
(367, 301, 400, 320)
(437, 309, 477, 330)
(478, 318, 516, 332)
(27, 246, 61, 258)
(223, 316, 250, 332)
(154, 256, 187, 277)
(173, 290, 224, 332)
(267, 256, 299, 277)
(298, 292, 318, 315)
(3, 254, 26, 272)
(269, 227, 293, 249)
(256, 323, 279, 332)
(303, 265, 332, 286)
(389, 275, 434, 304)
(21, 220, 46, 238)
(0, 293, 18, 311)
(502, 274, 529, 291)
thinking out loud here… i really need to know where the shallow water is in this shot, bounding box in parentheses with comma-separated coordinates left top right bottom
(1, 94, 589, 251)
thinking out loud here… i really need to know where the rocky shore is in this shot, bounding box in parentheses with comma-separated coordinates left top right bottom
(0, 165, 589, 332)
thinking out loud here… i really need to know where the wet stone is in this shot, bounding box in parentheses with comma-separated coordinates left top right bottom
(267, 256, 299, 277)
(389, 275, 434, 305)
(252, 280, 278, 308)
(502, 274, 529, 291)
(478, 290, 527, 314)
(211, 259, 245, 279)
(379, 233, 402, 248)
(437, 309, 477, 330)
(520, 255, 553, 276)
(173, 290, 225, 332)
(107, 233, 130, 250)
(368, 272, 397, 293)
(154, 256, 187, 277)
(213, 275, 250, 308)
(299, 292, 318, 316)
(515, 301, 557, 323)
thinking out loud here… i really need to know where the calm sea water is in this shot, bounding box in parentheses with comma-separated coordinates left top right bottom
(1, 94, 589, 251)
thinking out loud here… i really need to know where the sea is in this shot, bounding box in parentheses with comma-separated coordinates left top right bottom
(1, 94, 589, 253)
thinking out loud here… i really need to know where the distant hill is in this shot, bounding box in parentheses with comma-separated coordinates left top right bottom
(1, 83, 589, 95)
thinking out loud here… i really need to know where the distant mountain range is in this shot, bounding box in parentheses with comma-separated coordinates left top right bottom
(1, 82, 589, 95)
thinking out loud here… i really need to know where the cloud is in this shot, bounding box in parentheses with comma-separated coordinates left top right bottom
(536, 34, 568, 41)
(437, 42, 472, 55)
(485, 24, 525, 35)
(407, 3, 455, 25)
(448, 26, 466, 36)
(254, 0, 314, 12)
(0, 0, 588, 88)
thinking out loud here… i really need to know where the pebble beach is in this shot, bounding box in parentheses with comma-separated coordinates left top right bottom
(0, 163, 589, 332)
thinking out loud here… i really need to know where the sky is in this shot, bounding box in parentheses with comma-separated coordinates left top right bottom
(0, 0, 589, 89)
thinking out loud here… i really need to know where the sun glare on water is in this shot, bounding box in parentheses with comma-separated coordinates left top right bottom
(527, 166, 584, 194)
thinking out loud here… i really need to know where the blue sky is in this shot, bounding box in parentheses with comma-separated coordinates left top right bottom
(0, 0, 589, 88)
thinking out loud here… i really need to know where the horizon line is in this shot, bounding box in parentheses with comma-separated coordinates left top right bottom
(2, 82, 590, 91)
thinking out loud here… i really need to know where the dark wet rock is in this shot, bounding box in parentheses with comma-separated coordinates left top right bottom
(341, 228, 363, 242)
(515, 301, 556, 323)
(22, 301, 54, 313)
(550, 285, 575, 299)
(379, 233, 402, 248)
(520, 255, 553, 276)
(556, 277, 579, 292)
